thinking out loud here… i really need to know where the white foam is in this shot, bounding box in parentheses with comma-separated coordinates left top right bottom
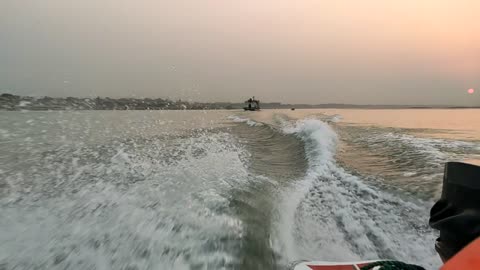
(0, 131, 255, 269)
(273, 118, 441, 269)
(330, 114, 343, 123)
(227, 115, 263, 127)
(373, 132, 478, 165)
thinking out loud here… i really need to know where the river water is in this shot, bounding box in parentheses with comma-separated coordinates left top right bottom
(1, 109, 479, 270)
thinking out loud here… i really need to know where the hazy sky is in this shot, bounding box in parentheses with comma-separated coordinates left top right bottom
(1, 0, 479, 105)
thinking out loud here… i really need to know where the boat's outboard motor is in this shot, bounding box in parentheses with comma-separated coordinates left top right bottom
(429, 162, 480, 262)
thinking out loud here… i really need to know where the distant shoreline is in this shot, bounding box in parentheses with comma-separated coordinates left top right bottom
(1, 94, 479, 111)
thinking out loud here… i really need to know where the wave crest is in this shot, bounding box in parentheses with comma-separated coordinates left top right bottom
(273, 118, 440, 269)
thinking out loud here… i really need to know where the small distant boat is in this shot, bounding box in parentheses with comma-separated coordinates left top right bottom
(244, 97, 260, 111)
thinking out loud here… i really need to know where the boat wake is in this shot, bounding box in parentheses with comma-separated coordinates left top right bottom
(0, 128, 256, 269)
(270, 118, 440, 269)
(227, 115, 264, 127)
(0, 111, 452, 270)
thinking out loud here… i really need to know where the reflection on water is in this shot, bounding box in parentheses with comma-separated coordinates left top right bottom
(251, 108, 480, 140)
(248, 109, 480, 199)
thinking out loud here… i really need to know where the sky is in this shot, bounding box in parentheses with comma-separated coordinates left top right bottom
(1, 0, 479, 105)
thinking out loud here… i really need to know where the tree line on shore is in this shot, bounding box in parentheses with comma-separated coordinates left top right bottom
(0, 94, 241, 111)
(2, 93, 474, 111)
